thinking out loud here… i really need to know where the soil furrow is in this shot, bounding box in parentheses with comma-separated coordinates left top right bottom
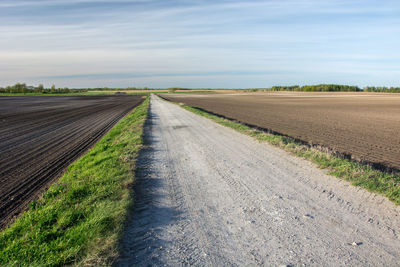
(0, 95, 144, 229)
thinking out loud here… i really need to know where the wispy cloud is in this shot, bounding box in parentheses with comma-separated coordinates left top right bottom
(1, 0, 400, 87)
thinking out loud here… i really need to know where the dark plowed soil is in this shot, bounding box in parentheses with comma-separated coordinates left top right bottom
(0, 95, 144, 229)
(163, 92, 400, 172)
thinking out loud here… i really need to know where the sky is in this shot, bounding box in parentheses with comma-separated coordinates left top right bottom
(1, 0, 399, 88)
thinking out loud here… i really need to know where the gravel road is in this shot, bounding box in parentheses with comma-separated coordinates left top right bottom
(118, 95, 400, 266)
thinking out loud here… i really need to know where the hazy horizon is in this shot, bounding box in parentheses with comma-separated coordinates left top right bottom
(1, 0, 399, 88)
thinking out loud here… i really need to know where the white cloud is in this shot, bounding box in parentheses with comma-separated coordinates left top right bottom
(1, 0, 400, 87)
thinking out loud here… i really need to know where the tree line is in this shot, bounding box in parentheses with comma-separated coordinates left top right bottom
(0, 83, 87, 94)
(2, 83, 400, 94)
(363, 86, 400, 93)
(269, 84, 400, 92)
(270, 84, 361, 92)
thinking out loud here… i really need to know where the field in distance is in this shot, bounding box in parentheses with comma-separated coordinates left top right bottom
(162, 92, 400, 172)
(88, 89, 240, 94)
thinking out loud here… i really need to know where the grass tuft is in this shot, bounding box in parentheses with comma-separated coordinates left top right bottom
(180, 104, 400, 205)
(0, 97, 149, 266)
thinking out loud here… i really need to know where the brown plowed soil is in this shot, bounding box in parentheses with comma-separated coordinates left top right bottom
(162, 92, 400, 172)
(0, 95, 144, 229)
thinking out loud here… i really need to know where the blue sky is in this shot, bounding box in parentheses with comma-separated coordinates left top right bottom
(1, 0, 399, 88)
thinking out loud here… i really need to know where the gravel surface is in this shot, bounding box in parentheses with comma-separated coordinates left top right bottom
(118, 95, 400, 266)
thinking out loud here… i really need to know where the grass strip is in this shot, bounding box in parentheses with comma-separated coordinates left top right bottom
(0, 90, 211, 96)
(0, 96, 149, 266)
(176, 102, 400, 205)
(0, 92, 156, 96)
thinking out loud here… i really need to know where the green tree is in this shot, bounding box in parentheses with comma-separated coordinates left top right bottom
(35, 84, 44, 93)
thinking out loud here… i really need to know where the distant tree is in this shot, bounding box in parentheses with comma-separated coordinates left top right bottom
(50, 84, 56, 93)
(34, 84, 44, 93)
(13, 83, 27, 93)
(271, 85, 300, 91)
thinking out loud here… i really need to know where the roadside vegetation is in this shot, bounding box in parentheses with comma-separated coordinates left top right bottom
(174, 102, 400, 205)
(0, 97, 149, 266)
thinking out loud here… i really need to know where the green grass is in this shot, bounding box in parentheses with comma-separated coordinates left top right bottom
(0, 92, 76, 96)
(0, 97, 149, 266)
(0, 90, 215, 96)
(0, 90, 218, 96)
(82, 91, 170, 95)
(0, 92, 159, 96)
(178, 103, 400, 205)
(0, 92, 95, 96)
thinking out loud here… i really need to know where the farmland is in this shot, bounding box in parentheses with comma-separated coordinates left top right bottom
(1, 93, 400, 266)
(162, 92, 400, 172)
(0, 95, 144, 229)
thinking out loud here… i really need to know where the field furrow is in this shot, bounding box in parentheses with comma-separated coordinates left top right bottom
(0, 95, 145, 228)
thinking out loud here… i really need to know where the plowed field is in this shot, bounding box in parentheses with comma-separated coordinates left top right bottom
(0, 95, 144, 228)
(163, 92, 400, 172)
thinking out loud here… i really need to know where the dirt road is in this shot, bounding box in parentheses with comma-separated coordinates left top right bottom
(118, 95, 400, 266)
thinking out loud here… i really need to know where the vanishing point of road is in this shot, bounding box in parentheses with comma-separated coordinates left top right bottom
(118, 95, 400, 266)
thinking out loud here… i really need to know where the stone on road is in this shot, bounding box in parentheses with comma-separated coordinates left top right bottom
(118, 94, 400, 266)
